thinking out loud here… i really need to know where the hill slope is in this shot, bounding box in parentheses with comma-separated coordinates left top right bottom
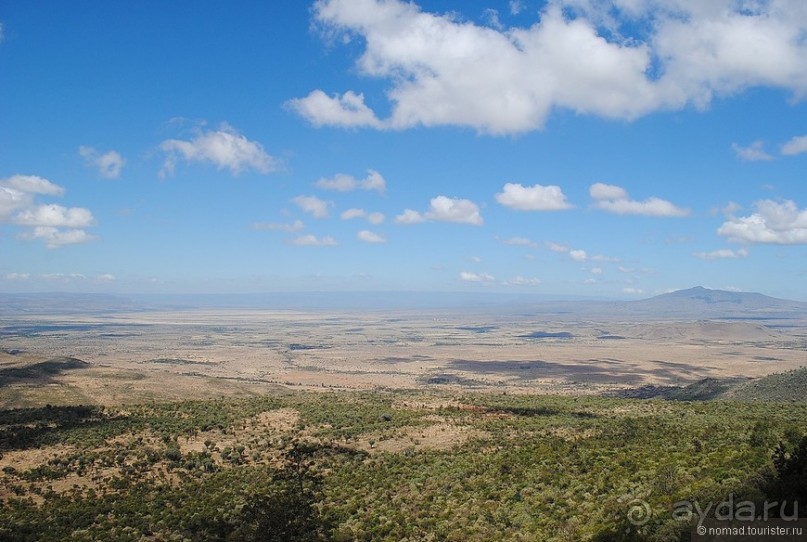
(726, 367, 807, 402)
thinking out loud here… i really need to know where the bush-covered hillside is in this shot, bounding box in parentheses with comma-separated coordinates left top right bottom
(0, 391, 805, 541)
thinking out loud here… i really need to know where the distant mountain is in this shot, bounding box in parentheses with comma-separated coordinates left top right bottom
(627, 286, 807, 319)
(644, 286, 798, 307)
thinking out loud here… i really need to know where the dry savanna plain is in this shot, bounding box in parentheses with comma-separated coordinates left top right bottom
(2, 303, 807, 405)
(1, 289, 806, 541)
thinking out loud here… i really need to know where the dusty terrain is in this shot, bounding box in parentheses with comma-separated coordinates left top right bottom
(1, 306, 805, 407)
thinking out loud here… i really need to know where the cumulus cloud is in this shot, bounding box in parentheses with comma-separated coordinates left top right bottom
(459, 271, 495, 282)
(546, 241, 596, 263)
(317, 169, 386, 192)
(294, 0, 807, 134)
(590, 182, 689, 217)
(0, 174, 94, 248)
(291, 234, 338, 246)
(4, 273, 30, 281)
(495, 183, 573, 211)
(781, 135, 807, 156)
(292, 195, 332, 218)
(718, 199, 807, 244)
(732, 141, 772, 161)
(357, 230, 386, 243)
(693, 247, 749, 260)
(394, 209, 427, 224)
(2, 175, 64, 197)
(287, 90, 383, 128)
(23, 227, 95, 249)
(426, 196, 483, 224)
(251, 219, 305, 232)
(79, 146, 126, 178)
(341, 208, 385, 224)
(15, 204, 94, 228)
(396, 196, 483, 225)
(569, 249, 588, 262)
(159, 123, 277, 177)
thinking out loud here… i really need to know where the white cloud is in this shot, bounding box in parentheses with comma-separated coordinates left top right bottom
(301, 2, 661, 134)
(79, 146, 126, 178)
(781, 135, 807, 156)
(503, 275, 542, 286)
(2, 175, 65, 197)
(509, 1, 523, 15)
(495, 183, 573, 211)
(718, 199, 807, 244)
(96, 274, 116, 282)
(1, 175, 66, 219)
(569, 249, 588, 262)
(367, 212, 385, 224)
(357, 230, 386, 243)
(623, 287, 644, 295)
(590, 267, 603, 274)
(286, 90, 383, 128)
(291, 234, 339, 246)
(4, 273, 30, 281)
(394, 209, 427, 224)
(590, 182, 690, 217)
(292, 195, 332, 218)
(426, 196, 483, 224)
(23, 227, 95, 248)
(0, 186, 32, 220)
(732, 141, 773, 161)
(396, 196, 483, 225)
(159, 123, 277, 177)
(297, 1, 807, 134)
(459, 271, 495, 282)
(316, 169, 386, 192)
(341, 208, 385, 224)
(0, 175, 95, 248)
(547, 242, 615, 265)
(14, 204, 94, 228)
(251, 219, 305, 232)
(693, 247, 749, 260)
(651, 4, 807, 107)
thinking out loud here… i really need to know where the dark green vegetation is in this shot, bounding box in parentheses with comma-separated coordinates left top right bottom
(609, 367, 807, 403)
(0, 388, 805, 541)
(727, 367, 807, 402)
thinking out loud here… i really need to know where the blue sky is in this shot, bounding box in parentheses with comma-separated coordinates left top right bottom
(1, 0, 806, 299)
